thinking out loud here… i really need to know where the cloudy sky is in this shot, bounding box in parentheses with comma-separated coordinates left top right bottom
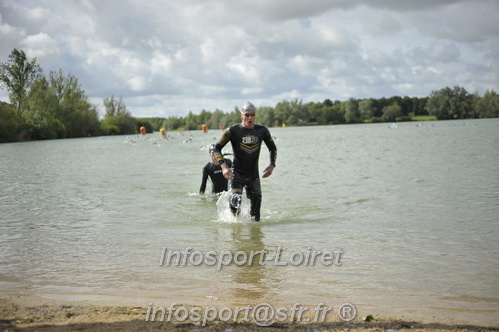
(1, 0, 498, 118)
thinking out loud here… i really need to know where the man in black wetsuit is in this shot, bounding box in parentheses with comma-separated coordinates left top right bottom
(199, 144, 232, 195)
(213, 102, 277, 221)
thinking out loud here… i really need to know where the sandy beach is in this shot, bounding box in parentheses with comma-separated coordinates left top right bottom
(1, 295, 498, 332)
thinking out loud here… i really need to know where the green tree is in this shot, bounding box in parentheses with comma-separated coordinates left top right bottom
(273, 100, 289, 126)
(209, 109, 225, 129)
(147, 117, 167, 131)
(412, 97, 429, 116)
(387, 96, 403, 115)
(426, 94, 447, 120)
(476, 89, 499, 118)
(449, 86, 470, 119)
(227, 108, 242, 126)
(23, 77, 65, 139)
(198, 109, 211, 127)
(325, 103, 345, 124)
(23, 71, 99, 139)
(0, 101, 22, 142)
(426, 86, 471, 120)
(256, 106, 275, 127)
(344, 98, 360, 123)
(382, 102, 402, 122)
(273, 99, 306, 126)
(137, 118, 153, 133)
(0, 49, 43, 113)
(103, 95, 130, 117)
(291, 99, 308, 124)
(101, 115, 137, 135)
(307, 101, 325, 124)
(359, 99, 374, 121)
(49, 69, 99, 137)
(163, 116, 184, 131)
(101, 96, 136, 135)
(184, 111, 198, 130)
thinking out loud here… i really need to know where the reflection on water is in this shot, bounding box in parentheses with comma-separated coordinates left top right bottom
(220, 224, 273, 303)
(1, 119, 498, 325)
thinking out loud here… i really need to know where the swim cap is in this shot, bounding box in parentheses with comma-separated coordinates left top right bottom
(208, 144, 216, 153)
(241, 101, 256, 113)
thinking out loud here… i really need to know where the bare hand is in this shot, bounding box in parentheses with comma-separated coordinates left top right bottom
(262, 164, 274, 178)
(222, 166, 234, 180)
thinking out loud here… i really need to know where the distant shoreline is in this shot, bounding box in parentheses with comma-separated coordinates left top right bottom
(3, 117, 498, 145)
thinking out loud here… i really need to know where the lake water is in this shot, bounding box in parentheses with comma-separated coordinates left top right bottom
(1, 119, 498, 326)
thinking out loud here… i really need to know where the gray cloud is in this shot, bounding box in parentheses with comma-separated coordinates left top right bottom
(0, 0, 497, 117)
(412, 43, 461, 64)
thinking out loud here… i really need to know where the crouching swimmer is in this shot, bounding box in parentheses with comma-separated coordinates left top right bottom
(199, 144, 232, 195)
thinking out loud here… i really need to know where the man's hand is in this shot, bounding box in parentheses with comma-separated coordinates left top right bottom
(262, 164, 275, 178)
(221, 164, 234, 180)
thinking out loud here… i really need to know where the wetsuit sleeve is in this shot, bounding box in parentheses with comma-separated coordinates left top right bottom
(263, 129, 277, 165)
(214, 129, 232, 165)
(199, 165, 209, 194)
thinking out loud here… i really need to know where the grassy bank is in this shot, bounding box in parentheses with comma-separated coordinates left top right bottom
(411, 115, 437, 121)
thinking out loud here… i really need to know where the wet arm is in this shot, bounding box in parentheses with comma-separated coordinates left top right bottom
(214, 129, 234, 180)
(213, 129, 231, 165)
(264, 133, 277, 166)
(262, 131, 277, 178)
(199, 169, 208, 194)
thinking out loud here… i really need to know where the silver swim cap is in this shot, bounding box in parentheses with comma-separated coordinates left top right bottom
(241, 101, 256, 113)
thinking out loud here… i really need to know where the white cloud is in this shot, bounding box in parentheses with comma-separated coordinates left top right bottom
(0, 14, 17, 35)
(226, 52, 261, 82)
(0, 0, 498, 116)
(25, 6, 51, 21)
(127, 76, 148, 92)
(21, 32, 59, 58)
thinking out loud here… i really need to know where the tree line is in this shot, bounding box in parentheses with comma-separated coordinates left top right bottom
(154, 87, 498, 131)
(1, 48, 498, 143)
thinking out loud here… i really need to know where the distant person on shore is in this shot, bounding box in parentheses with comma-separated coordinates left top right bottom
(199, 144, 232, 195)
(213, 102, 277, 222)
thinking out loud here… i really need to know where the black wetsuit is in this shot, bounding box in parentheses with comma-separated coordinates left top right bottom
(199, 158, 232, 194)
(214, 123, 277, 221)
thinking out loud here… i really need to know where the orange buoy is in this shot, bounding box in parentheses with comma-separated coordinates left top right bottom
(201, 124, 208, 133)
(140, 126, 146, 135)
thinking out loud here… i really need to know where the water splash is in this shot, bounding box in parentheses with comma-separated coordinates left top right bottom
(215, 191, 253, 223)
